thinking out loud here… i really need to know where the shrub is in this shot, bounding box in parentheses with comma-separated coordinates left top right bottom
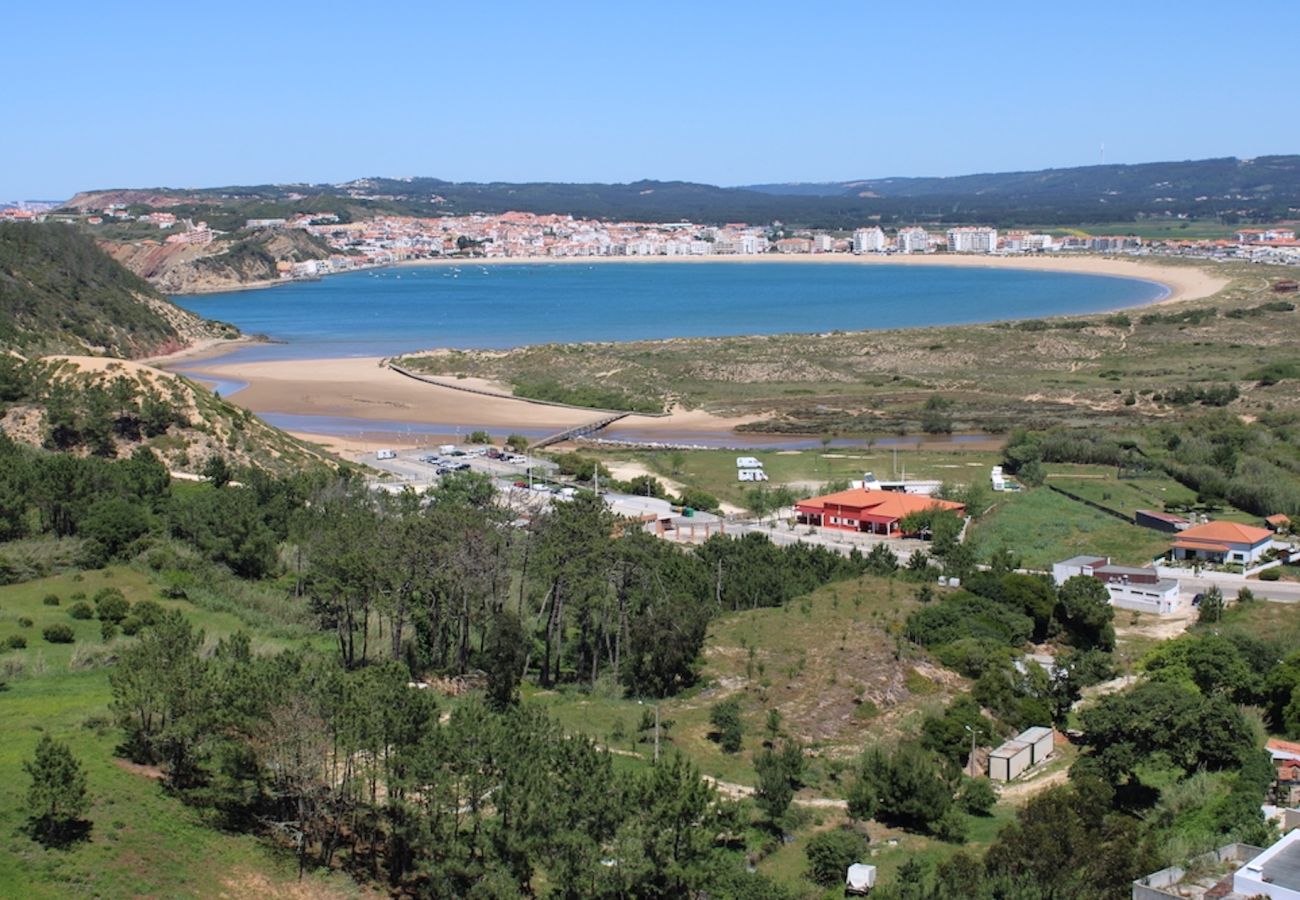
(92, 586, 125, 606)
(709, 698, 744, 753)
(100, 620, 118, 642)
(957, 777, 998, 816)
(805, 829, 866, 887)
(119, 616, 143, 636)
(42, 624, 75, 644)
(4, 635, 26, 650)
(68, 602, 93, 620)
(1259, 568, 1281, 582)
(933, 806, 970, 843)
(95, 592, 130, 625)
(132, 600, 164, 626)
(42, 594, 60, 606)
(94, 587, 130, 622)
(17, 616, 33, 628)
(677, 487, 721, 514)
(467, 430, 492, 444)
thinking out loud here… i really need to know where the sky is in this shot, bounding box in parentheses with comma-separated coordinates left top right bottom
(5, 1, 1298, 199)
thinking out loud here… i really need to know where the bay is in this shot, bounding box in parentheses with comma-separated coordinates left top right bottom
(173, 261, 1166, 363)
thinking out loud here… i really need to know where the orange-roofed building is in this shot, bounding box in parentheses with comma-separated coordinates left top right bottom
(794, 488, 965, 537)
(1170, 520, 1275, 565)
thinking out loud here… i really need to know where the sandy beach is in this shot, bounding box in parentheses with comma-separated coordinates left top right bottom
(189, 355, 767, 440)
(178, 254, 1227, 448)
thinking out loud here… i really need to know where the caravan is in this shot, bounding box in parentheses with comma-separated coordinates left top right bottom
(735, 456, 762, 469)
(738, 468, 768, 482)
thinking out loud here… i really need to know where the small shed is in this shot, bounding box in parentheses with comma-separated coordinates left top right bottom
(1017, 726, 1055, 767)
(1136, 509, 1191, 533)
(846, 863, 876, 895)
(988, 740, 1032, 782)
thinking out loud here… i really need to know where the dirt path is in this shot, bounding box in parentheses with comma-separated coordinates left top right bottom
(702, 775, 847, 809)
(997, 767, 1069, 802)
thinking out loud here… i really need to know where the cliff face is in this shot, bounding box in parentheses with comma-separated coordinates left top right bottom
(103, 229, 334, 294)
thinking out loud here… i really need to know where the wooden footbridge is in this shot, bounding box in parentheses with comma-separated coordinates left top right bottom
(531, 413, 629, 449)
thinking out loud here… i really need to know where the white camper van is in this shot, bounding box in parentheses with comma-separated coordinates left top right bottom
(376, 449, 396, 460)
(738, 468, 768, 482)
(736, 456, 762, 469)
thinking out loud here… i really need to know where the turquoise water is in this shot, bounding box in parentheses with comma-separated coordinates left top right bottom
(173, 261, 1166, 362)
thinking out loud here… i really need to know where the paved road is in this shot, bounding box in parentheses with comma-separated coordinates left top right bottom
(1176, 573, 1300, 604)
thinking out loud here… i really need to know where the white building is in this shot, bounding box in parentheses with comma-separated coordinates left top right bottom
(947, 226, 999, 253)
(1003, 231, 1055, 253)
(1233, 828, 1300, 900)
(988, 727, 1055, 782)
(896, 226, 930, 254)
(853, 227, 886, 253)
(1053, 556, 1181, 615)
(812, 234, 833, 253)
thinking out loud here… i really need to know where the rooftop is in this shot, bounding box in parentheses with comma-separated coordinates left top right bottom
(1137, 508, 1191, 524)
(1268, 739, 1300, 762)
(1177, 520, 1274, 545)
(1058, 554, 1108, 568)
(1235, 828, 1300, 897)
(795, 488, 965, 520)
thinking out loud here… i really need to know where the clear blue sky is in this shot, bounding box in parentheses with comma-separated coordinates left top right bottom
(5, 1, 1297, 199)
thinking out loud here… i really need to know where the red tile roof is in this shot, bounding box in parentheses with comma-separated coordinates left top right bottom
(796, 489, 965, 521)
(1175, 520, 1273, 545)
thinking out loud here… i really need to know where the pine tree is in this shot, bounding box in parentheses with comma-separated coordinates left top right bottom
(24, 735, 90, 843)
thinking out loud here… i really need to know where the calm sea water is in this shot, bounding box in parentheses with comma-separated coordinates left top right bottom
(173, 261, 1166, 362)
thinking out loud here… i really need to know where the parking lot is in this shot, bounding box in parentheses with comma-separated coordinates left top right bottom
(366, 444, 560, 494)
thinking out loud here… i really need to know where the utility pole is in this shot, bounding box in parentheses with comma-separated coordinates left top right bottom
(965, 724, 979, 777)
(654, 704, 661, 763)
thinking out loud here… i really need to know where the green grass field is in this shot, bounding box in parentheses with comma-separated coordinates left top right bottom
(968, 485, 1174, 567)
(0, 568, 359, 898)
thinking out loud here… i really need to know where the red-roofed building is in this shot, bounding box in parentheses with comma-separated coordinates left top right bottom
(1170, 520, 1275, 565)
(794, 488, 965, 536)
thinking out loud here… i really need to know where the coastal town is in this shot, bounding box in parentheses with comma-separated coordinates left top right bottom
(4, 200, 1299, 284)
(8, 0, 1300, 895)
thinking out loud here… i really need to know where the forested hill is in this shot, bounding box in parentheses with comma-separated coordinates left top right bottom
(742, 155, 1300, 204)
(64, 155, 1300, 227)
(0, 222, 233, 358)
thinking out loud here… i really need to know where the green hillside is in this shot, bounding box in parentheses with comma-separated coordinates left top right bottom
(0, 223, 232, 358)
